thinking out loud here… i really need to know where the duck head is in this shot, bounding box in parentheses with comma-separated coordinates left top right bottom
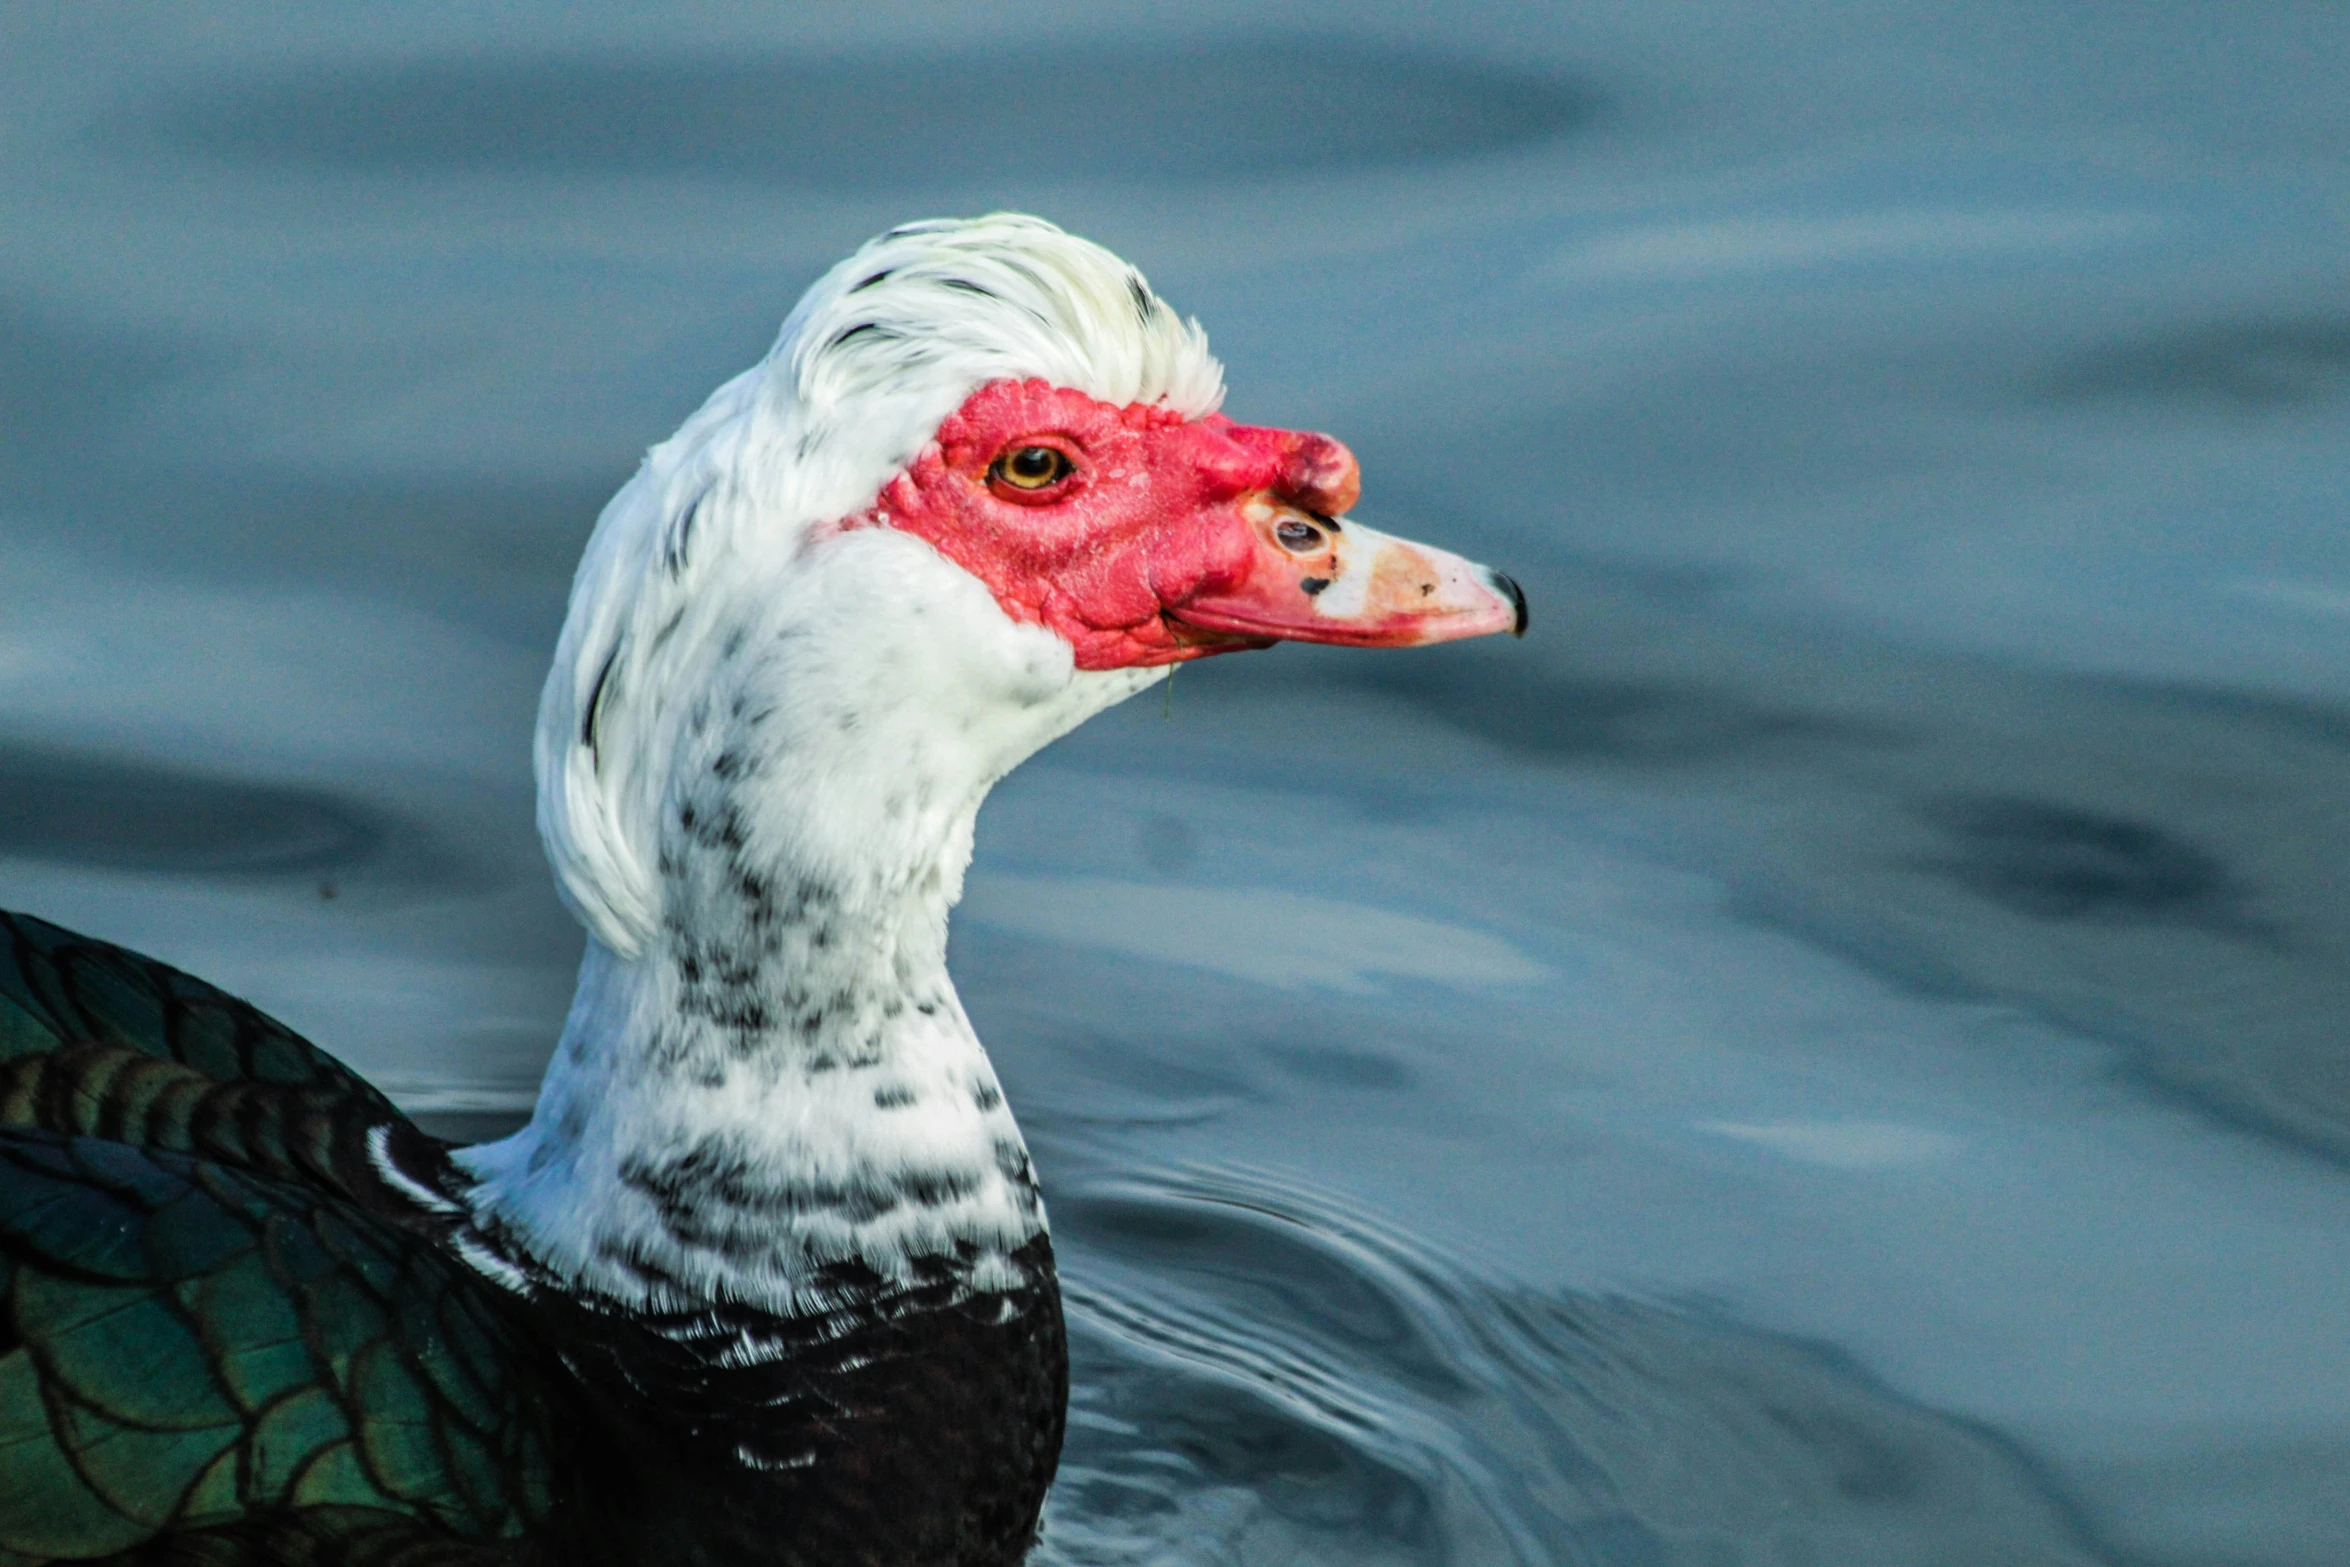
(537, 214, 1523, 963)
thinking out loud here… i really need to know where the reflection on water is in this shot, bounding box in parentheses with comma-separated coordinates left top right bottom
(0, 742, 379, 875)
(2045, 318, 2350, 410)
(139, 43, 1597, 186)
(6, 4, 2350, 1562)
(964, 874, 1551, 993)
(1044, 1166, 2103, 1566)
(1920, 796, 2258, 932)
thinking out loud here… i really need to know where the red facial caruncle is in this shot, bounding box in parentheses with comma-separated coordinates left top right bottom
(845, 378, 1526, 671)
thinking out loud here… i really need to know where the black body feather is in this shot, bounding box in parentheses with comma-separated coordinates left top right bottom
(0, 912, 1066, 1565)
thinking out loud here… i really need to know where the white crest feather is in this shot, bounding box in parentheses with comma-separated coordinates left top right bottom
(535, 214, 1224, 956)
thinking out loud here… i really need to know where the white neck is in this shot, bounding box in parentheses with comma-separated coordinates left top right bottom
(459, 826, 1030, 1313)
(457, 526, 1161, 1315)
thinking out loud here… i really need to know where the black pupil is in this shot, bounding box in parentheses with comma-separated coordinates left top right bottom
(1277, 520, 1324, 551)
(1010, 448, 1060, 482)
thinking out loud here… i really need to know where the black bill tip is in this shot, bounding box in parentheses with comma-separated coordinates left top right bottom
(1488, 570, 1529, 637)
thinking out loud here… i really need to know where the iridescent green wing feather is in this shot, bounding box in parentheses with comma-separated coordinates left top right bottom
(0, 913, 562, 1563)
(0, 1130, 556, 1564)
(0, 911, 395, 1107)
(0, 911, 466, 1221)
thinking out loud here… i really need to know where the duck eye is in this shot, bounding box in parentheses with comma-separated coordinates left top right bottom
(993, 445, 1074, 491)
(1275, 519, 1327, 553)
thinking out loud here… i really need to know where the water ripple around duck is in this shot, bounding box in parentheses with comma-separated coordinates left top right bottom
(1046, 1164, 2108, 1566)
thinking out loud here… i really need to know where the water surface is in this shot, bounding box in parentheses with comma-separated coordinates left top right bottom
(4, 4, 2347, 1561)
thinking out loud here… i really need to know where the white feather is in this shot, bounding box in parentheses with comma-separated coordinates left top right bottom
(537, 214, 1220, 956)
(460, 216, 1210, 1315)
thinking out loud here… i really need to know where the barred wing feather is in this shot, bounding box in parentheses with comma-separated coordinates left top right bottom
(0, 914, 562, 1564)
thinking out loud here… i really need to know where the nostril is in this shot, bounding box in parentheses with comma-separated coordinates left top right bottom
(1274, 519, 1326, 553)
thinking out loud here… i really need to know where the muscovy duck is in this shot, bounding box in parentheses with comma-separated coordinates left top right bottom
(0, 214, 1524, 1566)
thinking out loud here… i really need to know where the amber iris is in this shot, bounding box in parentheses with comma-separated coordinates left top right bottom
(993, 445, 1075, 490)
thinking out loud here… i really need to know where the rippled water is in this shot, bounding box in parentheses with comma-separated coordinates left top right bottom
(5, 4, 2348, 1561)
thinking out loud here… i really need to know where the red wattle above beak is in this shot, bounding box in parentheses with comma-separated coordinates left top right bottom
(1166, 498, 1527, 650)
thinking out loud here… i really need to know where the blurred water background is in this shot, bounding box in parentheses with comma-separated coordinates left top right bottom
(5, 4, 2349, 1561)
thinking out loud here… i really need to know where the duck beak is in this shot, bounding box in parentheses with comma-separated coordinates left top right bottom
(1166, 497, 1527, 649)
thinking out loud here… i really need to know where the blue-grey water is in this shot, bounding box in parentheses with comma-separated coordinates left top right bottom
(5, 5, 2348, 1561)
